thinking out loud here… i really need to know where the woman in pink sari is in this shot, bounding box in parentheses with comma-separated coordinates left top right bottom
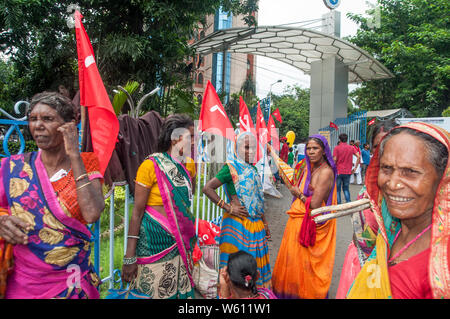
(0, 92, 105, 299)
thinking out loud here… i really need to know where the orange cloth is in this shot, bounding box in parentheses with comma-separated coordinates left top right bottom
(50, 152, 103, 224)
(135, 157, 196, 206)
(272, 198, 336, 299)
(0, 208, 13, 299)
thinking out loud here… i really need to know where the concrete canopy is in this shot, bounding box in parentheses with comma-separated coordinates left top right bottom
(191, 26, 394, 83)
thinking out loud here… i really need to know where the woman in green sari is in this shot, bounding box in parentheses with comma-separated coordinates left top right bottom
(121, 114, 197, 299)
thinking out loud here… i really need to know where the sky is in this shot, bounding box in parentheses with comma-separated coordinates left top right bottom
(255, 0, 374, 99)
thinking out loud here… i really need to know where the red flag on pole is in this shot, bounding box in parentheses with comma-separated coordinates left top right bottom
(368, 118, 376, 126)
(239, 96, 254, 133)
(329, 121, 339, 130)
(268, 115, 279, 152)
(75, 11, 119, 175)
(255, 102, 269, 162)
(272, 108, 283, 123)
(199, 81, 235, 140)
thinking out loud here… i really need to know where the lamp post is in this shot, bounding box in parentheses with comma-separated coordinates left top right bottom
(268, 79, 282, 118)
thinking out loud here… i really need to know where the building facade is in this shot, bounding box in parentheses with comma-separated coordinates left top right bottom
(191, 9, 257, 105)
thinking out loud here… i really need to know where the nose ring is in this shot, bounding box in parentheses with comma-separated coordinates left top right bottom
(396, 183, 402, 188)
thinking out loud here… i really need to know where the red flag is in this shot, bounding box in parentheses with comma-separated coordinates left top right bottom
(255, 102, 269, 162)
(368, 118, 376, 126)
(239, 96, 254, 133)
(268, 115, 280, 152)
(75, 11, 119, 174)
(199, 81, 235, 140)
(272, 108, 283, 123)
(329, 121, 338, 130)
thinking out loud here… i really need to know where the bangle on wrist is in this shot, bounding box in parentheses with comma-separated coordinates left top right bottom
(127, 235, 140, 240)
(75, 173, 88, 182)
(123, 256, 137, 265)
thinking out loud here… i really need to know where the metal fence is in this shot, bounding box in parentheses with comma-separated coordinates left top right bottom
(318, 111, 367, 151)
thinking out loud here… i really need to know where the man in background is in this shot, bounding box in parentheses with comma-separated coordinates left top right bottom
(333, 133, 360, 203)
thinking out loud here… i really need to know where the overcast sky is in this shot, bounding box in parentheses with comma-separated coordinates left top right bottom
(255, 0, 374, 98)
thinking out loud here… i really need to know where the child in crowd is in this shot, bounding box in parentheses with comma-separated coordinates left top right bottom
(218, 251, 277, 299)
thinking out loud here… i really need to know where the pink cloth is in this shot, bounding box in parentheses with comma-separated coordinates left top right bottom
(335, 242, 361, 299)
(388, 248, 432, 299)
(333, 143, 357, 175)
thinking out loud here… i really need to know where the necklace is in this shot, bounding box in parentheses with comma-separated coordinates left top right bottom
(311, 161, 327, 177)
(388, 224, 432, 265)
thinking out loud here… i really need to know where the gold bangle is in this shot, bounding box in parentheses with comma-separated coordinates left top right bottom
(75, 173, 88, 182)
(217, 199, 224, 208)
(76, 181, 92, 190)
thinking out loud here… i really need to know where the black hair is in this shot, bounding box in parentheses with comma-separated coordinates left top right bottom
(289, 147, 293, 152)
(157, 114, 194, 153)
(338, 133, 348, 143)
(226, 251, 258, 295)
(380, 127, 448, 179)
(28, 91, 79, 123)
(369, 119, 398, 146)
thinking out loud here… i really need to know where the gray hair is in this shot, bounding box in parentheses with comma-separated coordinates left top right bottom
(28, 91, 79, 123)
(379, 127, 448, 178)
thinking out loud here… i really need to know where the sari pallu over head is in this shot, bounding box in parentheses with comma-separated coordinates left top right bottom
(298, 134, 337, 247)
(347, 122, 450, 299)
(1, 151, 99, 299)
(225, 131, 264, 219)
(147, 152, 197, 287)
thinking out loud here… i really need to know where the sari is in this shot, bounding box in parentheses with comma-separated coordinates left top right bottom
(133, 152, 197, 299)
(346, 122, 450, 299)
(0, 151, 100, 299)
(219, 132, 271, 288)
(271, 134, 338, 299)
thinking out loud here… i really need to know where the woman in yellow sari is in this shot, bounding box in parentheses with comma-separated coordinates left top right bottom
(346, 122, 449, 299)
(271, 134, 337, 299)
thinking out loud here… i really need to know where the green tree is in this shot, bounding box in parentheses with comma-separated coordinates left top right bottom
(271, 86, 310, 142)
(0, 0, 257, 115)
(347, 0, 449, 117)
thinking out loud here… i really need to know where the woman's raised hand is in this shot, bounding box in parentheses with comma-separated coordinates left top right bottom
(57, 121, 80, 158)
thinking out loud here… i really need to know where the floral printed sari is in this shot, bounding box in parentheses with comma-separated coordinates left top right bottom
(0, 151, 100, 299)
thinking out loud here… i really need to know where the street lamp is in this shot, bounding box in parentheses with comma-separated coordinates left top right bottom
(269, 79, 282, 115)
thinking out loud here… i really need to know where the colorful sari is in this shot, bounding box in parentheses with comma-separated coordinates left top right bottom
(346, 122, 450, 299)
(133, 152, 197, 299)
(0, 151, 100, 299)
(272, 134, 338, 299)
(219, 132, 271, 288)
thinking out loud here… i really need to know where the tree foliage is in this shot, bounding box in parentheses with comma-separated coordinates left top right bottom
(0, 0, 258, 115)
(347, 0, 449, 117)
(271, 86, 310, 142)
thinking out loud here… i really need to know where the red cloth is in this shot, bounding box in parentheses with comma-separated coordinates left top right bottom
(280, 142, 289, 163)
(299, 197, 316, 247)
(333, 142, 358, 175)
(239, 96, 254, 132)
(75, 11, 119, 175)
(267, 115, 279, 152)
(272, 108, 283, 123)
(197, 219, 220, 246)
(199, 81, 235, 140)
(388, 248, 432, 299)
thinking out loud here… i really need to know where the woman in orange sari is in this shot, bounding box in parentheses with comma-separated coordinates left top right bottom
(346, 122, 449, 299)
(271, 134, 337, 299)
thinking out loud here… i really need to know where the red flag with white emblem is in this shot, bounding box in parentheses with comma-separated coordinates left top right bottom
(239, 96, 254, 133)
(272, 108, 283, 123)
(198, 81, 235, 140)
(75, 11, 119, 174)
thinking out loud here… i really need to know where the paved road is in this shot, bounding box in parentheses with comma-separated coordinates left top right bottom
(264, 183, 362, 299)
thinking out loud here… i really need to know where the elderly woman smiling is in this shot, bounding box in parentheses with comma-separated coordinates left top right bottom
(346, 122, 449, 299)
